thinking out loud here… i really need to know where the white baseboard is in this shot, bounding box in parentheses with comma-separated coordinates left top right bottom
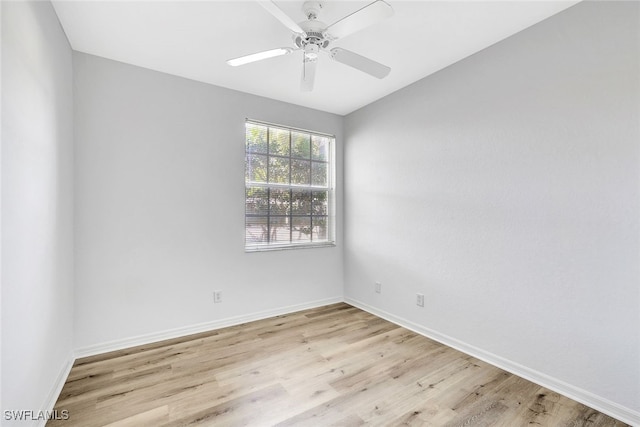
(74, 296, 343, 359)
(344, 297, 640, 427)
(37, 352, 74, 427)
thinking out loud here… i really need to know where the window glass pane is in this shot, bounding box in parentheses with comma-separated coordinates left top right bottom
(312, 217, 328, 241)
(269, 157, 289, 184)
(246, 154, 267, 183)
(245, 216, 268, 244)
(269, 217, 290, 243)
(312, 135, 329, 161)
(292, 217, 311, 242)
(269, 189, 290, 215)
(291, 132, 311, 159)
(246, 124, 268, 153)
(312, 191, 328, 216)
(291, 190, 311, 215)
(291, 159, 311, 186)
(245, 121, 334, 250)
(311, 161, 327, 186)
(246, 187, 269, 215)
(269, 128, 290, 156)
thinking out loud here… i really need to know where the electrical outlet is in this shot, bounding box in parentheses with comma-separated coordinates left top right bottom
(375, 282, 382, 294)
(416, 293, 424, 307)
(213, 291, 222, 303)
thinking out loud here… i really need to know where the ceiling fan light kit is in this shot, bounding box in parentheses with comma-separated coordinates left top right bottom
(226, 0, 394, 91)
(304, 44, 319, 61)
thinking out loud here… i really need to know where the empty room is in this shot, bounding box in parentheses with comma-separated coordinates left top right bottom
(2, 0, 639, 425)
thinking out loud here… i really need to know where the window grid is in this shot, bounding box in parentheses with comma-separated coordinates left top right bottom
(245, 120, 334, 250)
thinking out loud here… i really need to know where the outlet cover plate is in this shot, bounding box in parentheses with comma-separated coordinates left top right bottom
(213, 291, 222, 303)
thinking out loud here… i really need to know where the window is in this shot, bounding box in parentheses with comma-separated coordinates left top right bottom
(245, 120, 335, 251)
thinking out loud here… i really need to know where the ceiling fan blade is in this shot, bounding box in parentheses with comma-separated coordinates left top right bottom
(226, 47, 293, 67)
(301, 57, 317, 92)
(257, 0, 307, 36)
(330, 48, 390, 79)
(324, 0, 393, 40)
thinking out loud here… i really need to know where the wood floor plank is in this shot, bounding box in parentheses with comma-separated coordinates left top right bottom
(102, 405, 169, 427)
(47, 303, 628, 426)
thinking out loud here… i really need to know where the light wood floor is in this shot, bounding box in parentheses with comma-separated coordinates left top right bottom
(48, 303, 627, 426)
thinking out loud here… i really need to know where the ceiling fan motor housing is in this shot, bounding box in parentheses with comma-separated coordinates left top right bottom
(294, 19, 330, 51)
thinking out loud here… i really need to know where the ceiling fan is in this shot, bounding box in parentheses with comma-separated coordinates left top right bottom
(226, 0, 394, 91)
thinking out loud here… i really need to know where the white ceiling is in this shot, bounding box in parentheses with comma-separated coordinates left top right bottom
(52, 0, 579, 115)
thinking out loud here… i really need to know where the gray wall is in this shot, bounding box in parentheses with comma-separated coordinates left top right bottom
(73, 53, 344, 350)
(1, 1, 75, 423)
(344, 1, 639, 414)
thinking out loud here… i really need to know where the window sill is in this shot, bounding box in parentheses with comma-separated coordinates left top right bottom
(245, 241, 336, 253)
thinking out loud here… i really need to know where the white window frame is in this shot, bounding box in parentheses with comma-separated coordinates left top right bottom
(244, 119, 336, 252)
